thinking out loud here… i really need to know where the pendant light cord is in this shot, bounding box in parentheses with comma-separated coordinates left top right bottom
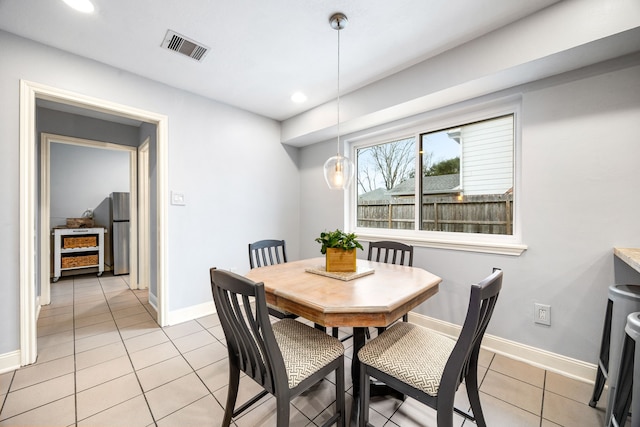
(323, 13, 352, 190)
(336, 22, 341, 156)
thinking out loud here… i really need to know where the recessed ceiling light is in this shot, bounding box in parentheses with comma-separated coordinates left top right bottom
(291, 92, 307, 103)
(61, 0, 95, 14)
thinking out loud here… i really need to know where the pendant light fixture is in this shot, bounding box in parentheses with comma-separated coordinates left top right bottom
(61, 0, 95, 13)
(323, 13, 355, 190)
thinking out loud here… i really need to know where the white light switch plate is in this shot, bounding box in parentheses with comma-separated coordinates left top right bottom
(171, 191, 186, 206)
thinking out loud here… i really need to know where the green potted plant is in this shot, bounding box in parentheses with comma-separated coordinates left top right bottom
(315, 229, 363, 272)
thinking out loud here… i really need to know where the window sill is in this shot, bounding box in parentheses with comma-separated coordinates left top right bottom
(356, 232, 527, 256)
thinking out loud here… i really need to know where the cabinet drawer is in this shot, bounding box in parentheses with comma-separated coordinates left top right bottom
(62, 236, 97, 249)
(61, 254, 98, 268)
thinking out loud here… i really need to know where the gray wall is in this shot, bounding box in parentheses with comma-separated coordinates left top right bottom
(299, 56, 640, 363)
(38, 108, 138, 226)
(0, 30, 296, 356)
(48, 144, 130, 227)
(37, 107, 140, 147)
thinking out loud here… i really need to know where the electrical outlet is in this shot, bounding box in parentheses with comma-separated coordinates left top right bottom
(534, 303, 551, 326)
(171, 191, 186, 206)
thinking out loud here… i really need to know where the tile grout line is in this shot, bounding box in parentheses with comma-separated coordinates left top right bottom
(160, 320, 230, 420)
(478, 361, 548, 421)
(539, 370, 546, 427)
(1, 280, 75, 424)
(0, 371, 16, 421)
(138, 310, 234, 421)
(101, 275, 159, 427)
(73, 276, 79, 426)
(67, 275, 157, 425)
(464, 351, 497, 427)
(112, 278, 226, 423)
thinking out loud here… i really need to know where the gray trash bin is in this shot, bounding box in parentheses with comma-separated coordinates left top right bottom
(605, 285, 640, 425)
(609, 312, 640, 427)
(627, 313, 640, 427)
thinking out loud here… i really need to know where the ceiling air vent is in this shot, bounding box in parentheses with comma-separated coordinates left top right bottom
(161, 30, 209, 62)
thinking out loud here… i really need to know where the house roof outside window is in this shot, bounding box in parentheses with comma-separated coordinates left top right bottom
(359, 173, 460, 201)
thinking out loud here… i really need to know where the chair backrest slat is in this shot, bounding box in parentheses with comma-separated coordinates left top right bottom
(214, 279, 262, 380)
(210, 268, 288, 394)
(367, 241, 414, 267)
(442, 269, 503, 392)
(249, 239, 287, 269)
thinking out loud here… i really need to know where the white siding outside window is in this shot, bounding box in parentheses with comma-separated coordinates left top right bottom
(461, 116, 513, 196)
(461, 115, 513, 195)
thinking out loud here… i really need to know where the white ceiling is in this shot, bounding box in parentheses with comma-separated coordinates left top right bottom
(0, 0, 560, 121)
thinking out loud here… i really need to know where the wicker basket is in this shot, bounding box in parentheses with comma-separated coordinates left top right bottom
(61, 254, 98, 269)
(62, 236, 97, 249)
(66, 218, 94, 228)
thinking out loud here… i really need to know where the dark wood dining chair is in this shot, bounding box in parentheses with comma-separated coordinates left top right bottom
(357, 268, 503, 427)
(211, 268, 346, 427)
(249, 239, 341, 338)
(248, 239, 298, 320)
(368, 241, 414, 324)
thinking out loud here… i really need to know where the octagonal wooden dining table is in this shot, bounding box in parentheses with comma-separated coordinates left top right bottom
(245, 256, 442, 425)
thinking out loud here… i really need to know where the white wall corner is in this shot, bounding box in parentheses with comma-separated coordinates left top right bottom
(408, 312, 598, 384)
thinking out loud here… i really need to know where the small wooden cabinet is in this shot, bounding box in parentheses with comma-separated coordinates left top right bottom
(53, 228, 104, 282)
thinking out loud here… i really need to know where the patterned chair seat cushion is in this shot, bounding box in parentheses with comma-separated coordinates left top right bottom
(358, 322, 455, 396)
(273, 319, 344, 388)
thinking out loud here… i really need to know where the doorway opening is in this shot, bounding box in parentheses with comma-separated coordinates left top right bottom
(40, 133, 140, 306)
(19, 80, 169, 366)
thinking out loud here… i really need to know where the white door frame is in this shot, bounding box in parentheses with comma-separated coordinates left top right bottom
(40, 133, 140, 305)
(138, 138, 151, 289)
(19, 80, 169, 365)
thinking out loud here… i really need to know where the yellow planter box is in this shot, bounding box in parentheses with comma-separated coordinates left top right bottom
(326, 248, 356, 272)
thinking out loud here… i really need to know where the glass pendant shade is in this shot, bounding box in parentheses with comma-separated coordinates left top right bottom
(323, 154, 354, 190)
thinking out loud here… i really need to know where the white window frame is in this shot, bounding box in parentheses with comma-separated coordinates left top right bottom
(346, 96, 527, 256)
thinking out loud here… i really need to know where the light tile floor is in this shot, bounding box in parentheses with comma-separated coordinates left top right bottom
(0, 273, 622, 426)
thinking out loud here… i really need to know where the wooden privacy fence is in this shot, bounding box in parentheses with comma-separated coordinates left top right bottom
(357, 193, 513, 235)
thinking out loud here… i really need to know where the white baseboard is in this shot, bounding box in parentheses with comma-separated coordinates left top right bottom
(409, 312, 598, 384)
(0, 350, 21, 374)
(166, 300, 216, 326)
(148, 292, 158, 311)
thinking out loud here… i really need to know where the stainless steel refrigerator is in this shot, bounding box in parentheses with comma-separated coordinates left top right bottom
(94, 192, 130, 275)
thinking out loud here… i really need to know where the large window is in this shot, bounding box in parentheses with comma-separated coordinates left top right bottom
(353, 112, 521, 254)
